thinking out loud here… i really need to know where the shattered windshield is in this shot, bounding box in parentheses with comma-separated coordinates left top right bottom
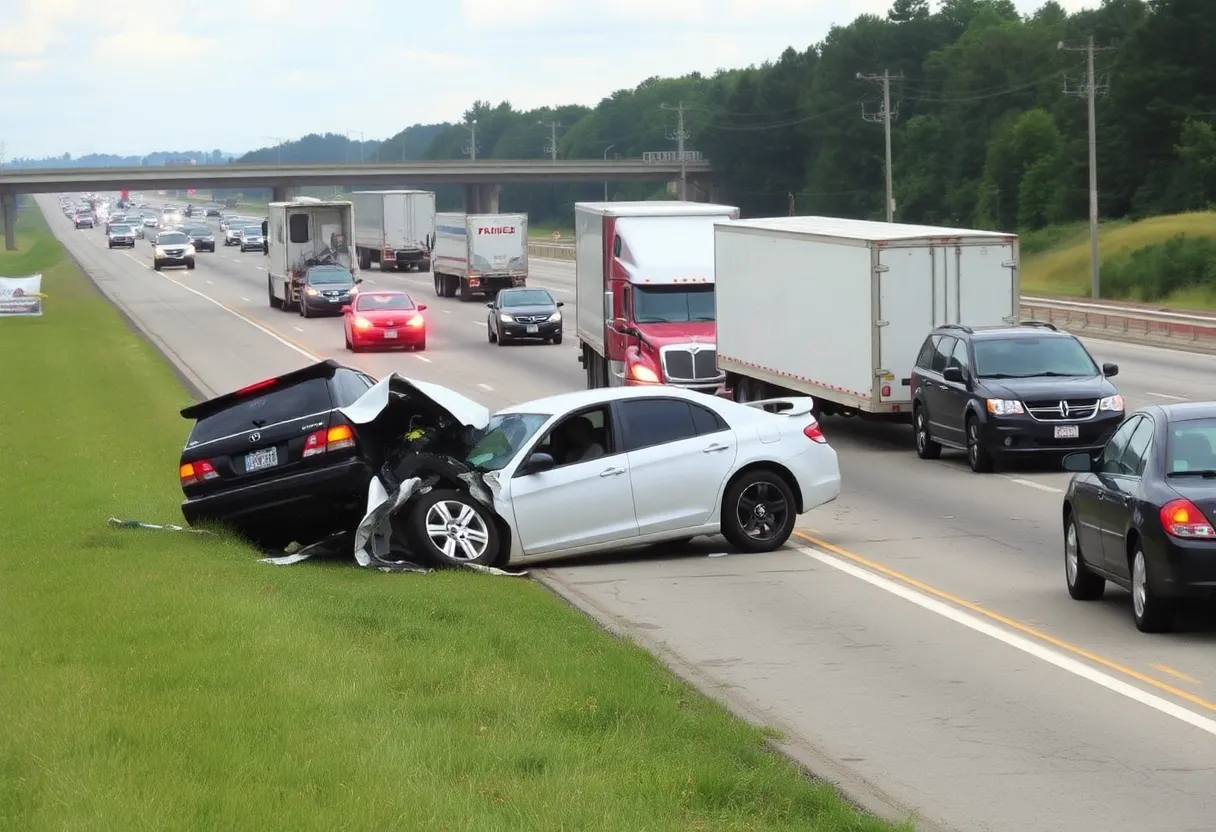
(633, 284, 715, 323)
(465, 413, 549, 472)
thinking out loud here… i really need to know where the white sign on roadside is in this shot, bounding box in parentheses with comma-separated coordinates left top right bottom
(0, 274, 45, 317)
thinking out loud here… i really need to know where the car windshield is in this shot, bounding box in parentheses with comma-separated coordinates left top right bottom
(632, 284, 715, 323)
(158, 233, 188, 244)
(111, 224, 132, 233)
(308, 267, 351, 285)
(243, 227, 261, 235)
(500, 289, 553, 307)
(1165, 419, 1216, 474)
(972, 336, 1098, 378)
(465, 413, 549, 472)
(187, 228, 209, 236)
(357, 293, 414, 310)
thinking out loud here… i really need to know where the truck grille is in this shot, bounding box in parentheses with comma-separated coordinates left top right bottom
(662, 346, 721, 382)
(1025, 399, 1099, 422)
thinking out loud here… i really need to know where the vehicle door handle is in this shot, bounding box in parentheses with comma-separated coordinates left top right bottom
(599, 467, 626, 477)
(702, 443, 729, 453)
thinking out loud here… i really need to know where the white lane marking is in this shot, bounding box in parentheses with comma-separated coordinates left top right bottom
(478, 383, 494, 391)
(292, 326, 305, 332)
(1147, 392, 1186, 401)
(1008, 477, 1064, 494)
(441, 309, 450, 314)
(240, 296, 250, 302)
(469, 320, 484, 327)
(414, 354, 431, 363)
(797, 545, 1216, 736)
(206, 280, 214, 285)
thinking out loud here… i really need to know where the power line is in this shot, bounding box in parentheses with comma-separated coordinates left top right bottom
(858, 70, 903, 223)
(661, 102, 691, 200)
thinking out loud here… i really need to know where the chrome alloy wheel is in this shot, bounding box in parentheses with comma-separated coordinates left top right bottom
(424, 500, 491, 562)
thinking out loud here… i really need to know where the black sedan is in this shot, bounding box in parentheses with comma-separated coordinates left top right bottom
(487, 287, 563, 346)
(1062, 402, 1216, 632)
(185, 226, 217, 252)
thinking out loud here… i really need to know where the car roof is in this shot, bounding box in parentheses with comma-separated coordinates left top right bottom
(934, 324, 1076, 342)
(1155, 402, 1216, 422)
(496, 384, 727, 417)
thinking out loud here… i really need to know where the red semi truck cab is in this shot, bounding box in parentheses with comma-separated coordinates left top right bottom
(573, 201, 740, 393)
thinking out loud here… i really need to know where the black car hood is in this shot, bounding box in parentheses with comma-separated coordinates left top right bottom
(501, 304, 557, 316)
(978, 374, 1117, 400)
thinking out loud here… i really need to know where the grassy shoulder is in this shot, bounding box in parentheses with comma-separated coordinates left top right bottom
(1021, 212, 1216, 310)
(0, 203, 907, 830)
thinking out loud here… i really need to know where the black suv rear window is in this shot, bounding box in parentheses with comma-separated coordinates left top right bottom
(188, 379, 333, 444)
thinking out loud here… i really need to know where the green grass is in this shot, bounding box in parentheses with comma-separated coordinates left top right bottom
(0, 205, 907, 830)
(529, 223, 574, 242)
(1021, 212, 1216, 309)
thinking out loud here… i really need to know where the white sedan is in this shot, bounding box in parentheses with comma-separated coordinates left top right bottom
(344, 377, 842, 568)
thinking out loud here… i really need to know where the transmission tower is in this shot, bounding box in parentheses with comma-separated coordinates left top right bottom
(857, 70, 903, 222)
(661, 102, 691, 199)
(1060, 36, 1115, 299)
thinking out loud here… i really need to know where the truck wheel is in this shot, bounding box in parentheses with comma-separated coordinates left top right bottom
(913, 406, 942, 460)
(268, 277, 281, 309)
(420, 260, 430, 272)
(433, 274, 442, 296)
(358, 249, 371, 270)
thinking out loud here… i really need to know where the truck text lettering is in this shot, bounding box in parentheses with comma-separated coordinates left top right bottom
(477, 227, 516, 235)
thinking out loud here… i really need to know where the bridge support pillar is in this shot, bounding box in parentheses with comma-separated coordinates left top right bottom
(462, 183, 501, 214)
(271, 186, 295, 202)
(2, 193, 16, 251)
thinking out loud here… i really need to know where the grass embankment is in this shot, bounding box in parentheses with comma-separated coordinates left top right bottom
(0, 204, 904, 830)
(1021, 211, 1216, 310)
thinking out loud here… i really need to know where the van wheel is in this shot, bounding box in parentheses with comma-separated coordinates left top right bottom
(914, 406, 942, 460)
(966, 416, 993, 473)
(720, 469, 796, 553)
(397, 489, 500, 568)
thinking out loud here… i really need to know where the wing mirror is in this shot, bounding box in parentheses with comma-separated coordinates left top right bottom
(521, 452, 555, 475)
(1102, 362, 1119, 377)
(1062, 451, 1094, 472)
(340, 305, 352, 314)
(416, 304, 427, 311)
(942, 366, 965, 384)
(556, 301, 565, 307)
(610, 316, 634, 336)
(354, 277, 363, 284)
(486, 302, 495, 308)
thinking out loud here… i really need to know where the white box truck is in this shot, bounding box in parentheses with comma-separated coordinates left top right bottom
(431, 212, 528, 301)
(351, 190, 435, 272)
(714, 216, 1019, 419)
(266, 199, 357, 311)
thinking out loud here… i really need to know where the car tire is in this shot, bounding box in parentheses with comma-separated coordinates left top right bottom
(186, 259, 196, 269)
(398, 488, 500, 568)
(496, 332, 509, 346)
(416, 339, 426, 351)
(1131, 542, 1172, 633)
(107, 242, 113, 249)
(153, 260, 162, 271)
(914, 406, 942, 460)
(552, 333, 563, 345)
(966, 415, 993, 473)
(300, 301, 310, 318)
(487, 324, 496, 343)
(1064, 511, 1105, 601)
(720, 468, 797, 554)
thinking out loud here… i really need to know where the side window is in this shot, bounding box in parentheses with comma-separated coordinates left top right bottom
(915, 336, 938, 370)
(1120, 417, 1154, 476)
(622, 286, 631, 319)
(531, 405, 614, 468)
(332, 368, 374, 405)
(948, 338, 970, 373)
(288, 213, 310, 244)
(689, 402, 728, 435)
(613, 235, 622, 257)
(619, 399, 698, 451)
(1099, 416, 1140, 474)
(929, 336, 955, 373)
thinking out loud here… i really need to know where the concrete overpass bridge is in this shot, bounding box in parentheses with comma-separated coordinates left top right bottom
(0, 158, 716, 248)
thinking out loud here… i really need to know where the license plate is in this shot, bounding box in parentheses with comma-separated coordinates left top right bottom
(526, 325, 539, 333)
(245, 447, 278, 472)
(1054, 425, 1079, 439)
(384, 329, 397, 339)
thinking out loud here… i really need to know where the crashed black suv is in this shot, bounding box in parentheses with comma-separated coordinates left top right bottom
(178, 359, 497, 565)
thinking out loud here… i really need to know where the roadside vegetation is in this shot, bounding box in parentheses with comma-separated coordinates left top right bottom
(1021, 212, 1216, 310)
(0, 204, 907, 830)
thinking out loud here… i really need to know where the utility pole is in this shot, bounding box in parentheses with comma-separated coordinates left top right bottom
(662, 102, 691, 200)
(1061, 36, 1114, 299)
(462, 119, 478, 161)
(538, 120, 561, 160)
(857, 70, 903, 222)
(603, 144, 614, 201)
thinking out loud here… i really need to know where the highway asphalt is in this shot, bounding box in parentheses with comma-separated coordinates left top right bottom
(43, 196, 1216, 832)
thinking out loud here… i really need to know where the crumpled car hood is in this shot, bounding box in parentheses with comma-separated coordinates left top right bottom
(340, 374, 491, 431)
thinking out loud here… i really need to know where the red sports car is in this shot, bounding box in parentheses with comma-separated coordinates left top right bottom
(343, 291, 426, 352)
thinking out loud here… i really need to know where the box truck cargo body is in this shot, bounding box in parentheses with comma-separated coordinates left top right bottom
(266, 200, 357, 311)
(432, 212, 528, 301)
(714, 216, 1019, 417)
(574, 201, 739, 393)
(351, 190, 435, 272)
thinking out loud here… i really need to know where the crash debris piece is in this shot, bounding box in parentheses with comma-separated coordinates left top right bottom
(108, 517, 211, 534)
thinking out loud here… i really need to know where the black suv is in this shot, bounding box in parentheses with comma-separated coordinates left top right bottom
(179, 361, 380, 548)
(910, 322, 1125, 472)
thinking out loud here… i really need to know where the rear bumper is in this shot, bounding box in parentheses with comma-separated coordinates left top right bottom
(353, 326, 425, 347)
(1152, 536, 1216, 599)
(181, 456, 374, 538)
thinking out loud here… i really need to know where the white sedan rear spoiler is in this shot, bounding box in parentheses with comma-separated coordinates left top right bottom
(741, 396, 817, 418)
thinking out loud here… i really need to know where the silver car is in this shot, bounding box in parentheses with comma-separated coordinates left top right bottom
(107, 224, 137, 248)
(239, 226, 264, 252)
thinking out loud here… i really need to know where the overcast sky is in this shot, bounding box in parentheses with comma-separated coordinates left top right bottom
(0, 0, 1097, 159)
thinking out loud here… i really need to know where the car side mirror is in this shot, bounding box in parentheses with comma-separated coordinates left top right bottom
(942, 366, 965, 384)
(354, 277, 363, 284)
(1062, 451, 1093, 473)
(486, 302, 495, 308)
(340, 305, 352, 314)
(521, 452, 555, 475)
(1102, 362, 1119, 377)
(416, 304, 426, 311)
(556, 301, 564, 307)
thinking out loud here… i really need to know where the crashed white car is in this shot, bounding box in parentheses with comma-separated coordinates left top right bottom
(178, 362, 841, 568)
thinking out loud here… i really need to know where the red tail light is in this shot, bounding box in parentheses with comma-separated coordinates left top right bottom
(803, 421, 827, 444)
(180, 458, 218, 486)
(303, 424, 356, 458)
(1159, 498, 1216, 538)
(405, 314, 424, 328)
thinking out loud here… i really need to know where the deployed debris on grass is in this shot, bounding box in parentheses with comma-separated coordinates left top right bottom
(108, 517, 211, 534)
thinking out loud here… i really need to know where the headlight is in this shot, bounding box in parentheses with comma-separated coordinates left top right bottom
(305, 287, 319, 296)
(1098, 394, 1124, 412)
(154, 246, 165, 255)
(546, 311, 561, 322)
(499, 313, 514, 322)
(628, 363, 660, 383)
(185, 245, 196, 255)
(985, 399, 1024, 416)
